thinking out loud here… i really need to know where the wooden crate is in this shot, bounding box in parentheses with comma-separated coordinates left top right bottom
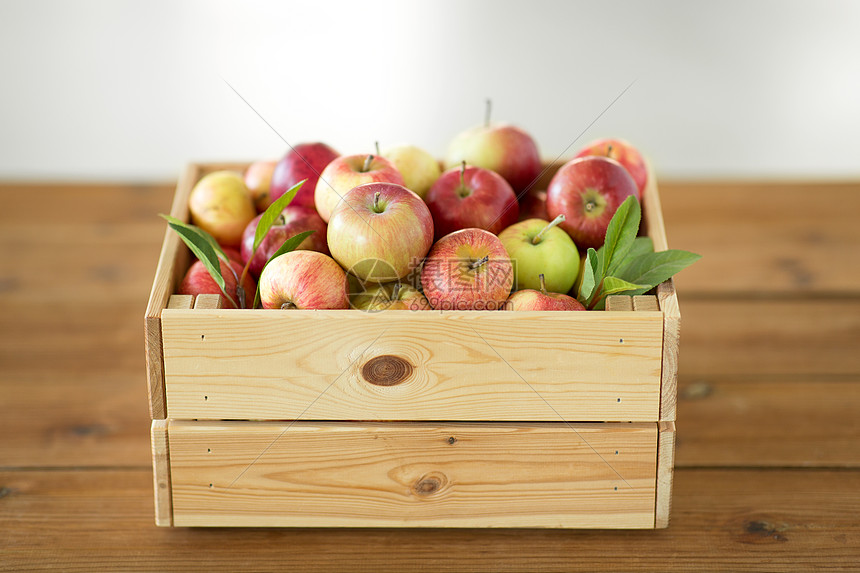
(145, 162, 680, 529)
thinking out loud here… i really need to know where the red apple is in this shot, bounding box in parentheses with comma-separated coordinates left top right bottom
(425, 163, 519, 240)
(188, 171, 257, 248)
(546, 156, 638, 250)
(327, 182, 433, 283)
(259, 250, 349, 310)
(240, 205, 329, 279)
(505, 274, 585, 311)
(270, 142, 339, 209)
(177, 258, 256, 309)
(445, 103, 541, 194)
(244, 160, 277, 212)
(421, 228, 513, 311)
(575, 138, 647, 199)
(315, 154, 404, 222)
(221, 247, 244, 264)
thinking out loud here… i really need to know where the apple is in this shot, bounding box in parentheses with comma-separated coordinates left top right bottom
(421, 228, 513, 311)
(425, 162, 519, 240)
(498, 215, 580, 294)
(259, 250, 349, 310)
(505, 274, 585, 311)
(240, 205, 329, 279)
(327, 182, 433, 283)
(545, 156, 638, 250)
(221, 247, 244, 264)
(315, 154, 404, 223)
(178, 258, 256, 309)
(188, 171, 257, 248)
(382, 144, 441, 200)
(270, 142, 339, 209)
(350, 282, 431, 311)
(445, 102, 541, 194)
(575, 138, 647, 198)
(243, 160, 277, 212)
(518, 189, 548, 221)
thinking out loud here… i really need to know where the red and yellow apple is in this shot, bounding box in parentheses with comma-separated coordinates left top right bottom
(259, 250, 349, 310)
(425, 163, 519, 240)
(421, 228, 513, 311)
(446, 121, 541, 194)
(188, 171, 257, 248)
(350, 282, 431, 311)
(504, 274, 585, 311)
(327, 182, 433, 283)
(314, 154, 404, 223)
(575, 138, 647, 199)
(546, 156, 638, 250)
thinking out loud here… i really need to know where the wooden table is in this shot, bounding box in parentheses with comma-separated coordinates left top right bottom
(1, 180, 858, 571)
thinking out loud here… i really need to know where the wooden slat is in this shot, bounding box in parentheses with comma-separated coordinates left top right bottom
(193, 294, 222, 310)
(161, 310, 664, 422)
(633, 295, 659, 311)
(676, 376, 860, 467)
(168, 421, 658, 528)
(655, 421, 676, 528)
(680, 299, 860, 376)
(1, 468, 858, 571)
(144, 164, 199, 419)
(657, 280, 681, 421)
(606, 296, 633, 311)
(659, 180, 860, 295)
(150, 420, 172, 526)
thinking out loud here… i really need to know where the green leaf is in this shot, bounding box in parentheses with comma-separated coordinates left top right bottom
(616, 249, 702, 290)
(601, 195, 641, 277)
(626, 236, 654, 260)
(159, 214, 227, 296)
(577, 248, 599, 303)
(253, 180, 305, 255)
(591, 276, 650, 310)
(252, 230, 315, 309)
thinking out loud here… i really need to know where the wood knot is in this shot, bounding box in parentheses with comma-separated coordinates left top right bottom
(412, 472, 447, 496)
(361, 355, 413, 386)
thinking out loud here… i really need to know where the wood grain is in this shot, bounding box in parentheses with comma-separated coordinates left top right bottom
(655, 421, 676, 528)
(168, 421, 658, 528)
(144, 164, 198, 419)
(680, 299, 860, 377)
(1, 468, 858, 572)
(657, 280, 681, 421)
(150, 420, 172, 526)
(676, 376, 860, 467)
(161, 309, 664, 421)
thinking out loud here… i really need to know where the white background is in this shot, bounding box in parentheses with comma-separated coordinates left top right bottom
(0, 0, 858, 182)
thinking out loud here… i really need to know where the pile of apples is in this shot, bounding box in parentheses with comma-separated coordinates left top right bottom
(179, 115, 648, 312)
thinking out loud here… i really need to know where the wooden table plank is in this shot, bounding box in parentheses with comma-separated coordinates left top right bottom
(659, 181, 860, 296)
(677, 376, 860, 467)
(1, 468, 858, 572)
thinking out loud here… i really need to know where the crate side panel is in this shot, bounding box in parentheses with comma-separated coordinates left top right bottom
(655, 421, 676, 528)
(150, 419, 173, 526)
(169, 421, 658, 528)
(162, 310, 664, 422)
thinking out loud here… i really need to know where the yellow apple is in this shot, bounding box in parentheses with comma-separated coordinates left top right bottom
(188, 171, 257, 247)
(383, 145, 441, 199)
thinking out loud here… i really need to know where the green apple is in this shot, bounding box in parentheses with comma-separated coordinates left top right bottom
(498, 214, 579, 293)
(383, 145, 441, 200)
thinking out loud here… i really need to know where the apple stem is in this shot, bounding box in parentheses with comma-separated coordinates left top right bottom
(460, 160, 466, 185)
(362, 154, 374, 173)
(539, 274, 547, 296)
(375, 141, 380, 156)
(280, 301, 297, 310)
(532, 214, 566, 244)
(607, 144, 614, 157)
(390, 282, 401, 301)
(469, 255, 489, 270)
(373, 191, 382, 212)
(484, 98, 492, 127)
